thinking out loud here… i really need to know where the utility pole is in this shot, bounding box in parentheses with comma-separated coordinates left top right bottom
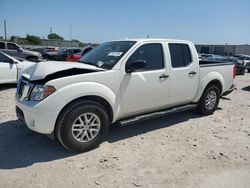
(49, 27, 53, 46)
(70, 24, 72, 47)
(4, 20, 7, 40)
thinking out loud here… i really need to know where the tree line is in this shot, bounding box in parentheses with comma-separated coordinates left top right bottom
(10, 33, 75, 45)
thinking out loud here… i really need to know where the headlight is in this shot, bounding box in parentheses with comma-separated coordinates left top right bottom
(30, 85, 56, 101)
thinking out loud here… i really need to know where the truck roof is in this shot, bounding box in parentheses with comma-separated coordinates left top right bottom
(112, 38, 192, 43)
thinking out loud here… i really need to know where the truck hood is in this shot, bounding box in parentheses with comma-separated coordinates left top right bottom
(22, 61, 104, 81)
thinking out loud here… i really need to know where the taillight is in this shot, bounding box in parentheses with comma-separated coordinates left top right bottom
(233, 65, 236, 79)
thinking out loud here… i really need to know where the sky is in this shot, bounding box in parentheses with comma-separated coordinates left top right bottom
(0, 0, 249, 44)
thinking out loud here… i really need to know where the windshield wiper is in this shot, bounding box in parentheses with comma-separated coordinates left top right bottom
(78, 61, 96, 66)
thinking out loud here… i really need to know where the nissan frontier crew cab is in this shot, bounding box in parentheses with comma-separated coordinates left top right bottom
(16, 39, 236, 152)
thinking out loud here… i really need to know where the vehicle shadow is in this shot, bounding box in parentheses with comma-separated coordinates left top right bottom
(220, 96, 231, 101)
(0, 109, 203, 169)
(0, 84, 16, 91)
(0, 120, 75, 169)
(107, 109, 202, 143)
(242, 86, 250, 92)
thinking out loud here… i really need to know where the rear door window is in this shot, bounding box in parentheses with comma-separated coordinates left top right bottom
(74, 49, 81, 54)
(169, 44, 192, 68)
(0, 42, 5, 49)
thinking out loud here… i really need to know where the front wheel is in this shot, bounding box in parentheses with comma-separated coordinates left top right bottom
(56, 100, 109, 152)
(198, 85, 220, 115)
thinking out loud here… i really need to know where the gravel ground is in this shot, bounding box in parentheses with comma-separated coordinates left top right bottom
(0, 74, 249, 188)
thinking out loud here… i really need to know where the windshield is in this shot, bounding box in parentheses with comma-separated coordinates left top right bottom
(58, 49, 67, 55)
(79, 41, 136, 69)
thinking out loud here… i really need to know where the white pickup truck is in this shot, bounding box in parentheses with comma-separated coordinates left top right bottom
(16, 39, 236, 152)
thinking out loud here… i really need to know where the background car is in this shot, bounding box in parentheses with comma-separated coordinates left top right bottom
(235, 54, 250, 66)
(0, 41, 42, 62)
(46, 48, 82, 61)
(0, 52, 35, 84)
(206, 56, 246, 75)
(67, 46, 93, 62)
(246, 62, 250, 72)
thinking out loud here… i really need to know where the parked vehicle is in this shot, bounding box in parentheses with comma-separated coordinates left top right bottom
(246, 62, 250, 73)
(199, 53, 212, 59)
(0, 41, 42, 62)
(46, 48, 82, 61)
(45, 46, 59, 52)
(67, 46, 93, 62)
(0, 52, 35, 84)
(235, 54, 250, 66)
(16, 39, 236, 152)
(206, 57, 246, 75)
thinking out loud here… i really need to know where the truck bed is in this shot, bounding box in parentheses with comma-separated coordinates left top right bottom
(199, 60, 234, 67)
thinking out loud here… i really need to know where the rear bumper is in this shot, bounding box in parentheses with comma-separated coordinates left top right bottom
(222, 84, 236, 96)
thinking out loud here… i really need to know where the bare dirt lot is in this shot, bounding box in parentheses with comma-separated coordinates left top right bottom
(0, 74, 250, 188)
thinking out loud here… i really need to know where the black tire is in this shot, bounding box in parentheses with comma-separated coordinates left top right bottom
(56, 100, 109, 152)
(27, 57, 38, 62)
(240, 69, 245, 75)
(248, 69, 250, 73)
(198, 85, 220, 115)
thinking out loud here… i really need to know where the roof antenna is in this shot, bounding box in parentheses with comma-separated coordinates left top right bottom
(147, 34, 150, 38)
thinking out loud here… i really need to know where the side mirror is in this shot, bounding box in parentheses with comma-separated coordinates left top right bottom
(126, 60, 146, 73)
(8, 59, 17, 64)
(17, 47, 23, 52)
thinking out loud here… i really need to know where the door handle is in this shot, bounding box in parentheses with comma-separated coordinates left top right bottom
(159, 74, 169, 79)
(189, 71, 197, 75)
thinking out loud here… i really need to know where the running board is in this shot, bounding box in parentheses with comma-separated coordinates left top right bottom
(119, 104, 197, 126)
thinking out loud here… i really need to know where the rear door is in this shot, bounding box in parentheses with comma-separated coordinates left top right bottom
(0, 53, 17, 83)
(121, 43, 170, 115)
(168, 43, 199, 105)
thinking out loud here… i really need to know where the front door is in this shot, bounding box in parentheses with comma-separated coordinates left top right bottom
(121, 43, 170, 116)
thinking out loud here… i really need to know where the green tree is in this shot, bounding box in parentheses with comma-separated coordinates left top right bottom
(47, 33, 64, 40)
(26, 35, 41, 45)
(10, 36, 16, 42)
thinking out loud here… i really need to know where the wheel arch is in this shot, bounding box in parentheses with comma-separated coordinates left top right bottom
(205, 79, 223, 94)
(193, 74, 224, 103)
(56, 95, 114, 125)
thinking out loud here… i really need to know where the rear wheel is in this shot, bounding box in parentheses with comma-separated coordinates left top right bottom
(198, 85, 220, 115)
(56, 100, 109, 152)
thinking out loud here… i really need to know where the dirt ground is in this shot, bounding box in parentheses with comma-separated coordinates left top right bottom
(0, 74, 249, 188)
